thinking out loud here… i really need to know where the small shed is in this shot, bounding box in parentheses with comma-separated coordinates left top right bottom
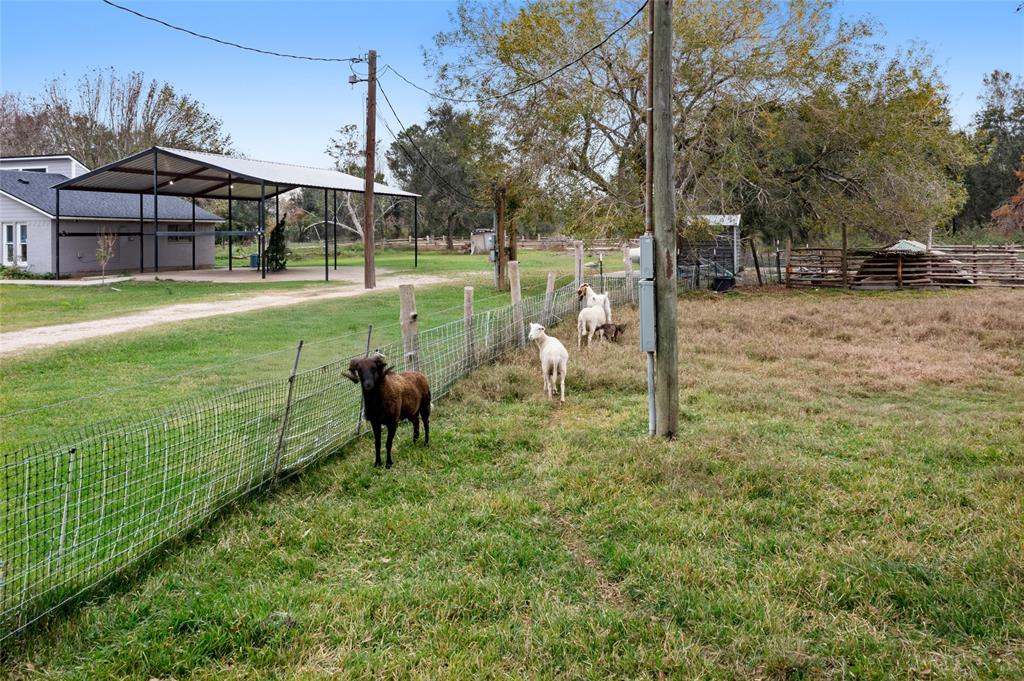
(851, 240, 974, 289)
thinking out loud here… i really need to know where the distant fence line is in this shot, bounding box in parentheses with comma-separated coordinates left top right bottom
(785, 244, 1024, 289)
(0, 271, 640, 644)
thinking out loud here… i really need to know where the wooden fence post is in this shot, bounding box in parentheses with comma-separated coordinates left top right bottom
(271, 340, 304, 485)
(463, 286, 474, 370)
(509, 261, 524, 347)
(841, 223, 849, 289)
(785, 237, 792, 288)
(399, 284, 419, 371)
(623, 245, 634, 302)
(574, 241, 584, 288)
(749, 238, 763, 286)
(543, 272, 556, 324)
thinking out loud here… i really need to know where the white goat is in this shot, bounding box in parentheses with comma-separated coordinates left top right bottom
(577, 283, 612, 323)
(577, 305, 607, 349)
(527, 322, 569, 402)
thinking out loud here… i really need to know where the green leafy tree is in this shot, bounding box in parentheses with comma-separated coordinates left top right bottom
(954, 71, 1024, 231)
(429, 0, 973, 243)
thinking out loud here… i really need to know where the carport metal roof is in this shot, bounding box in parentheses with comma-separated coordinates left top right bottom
(52, 146, 419, 200)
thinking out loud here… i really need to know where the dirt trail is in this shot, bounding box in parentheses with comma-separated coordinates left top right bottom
(0, 274, 448, 356)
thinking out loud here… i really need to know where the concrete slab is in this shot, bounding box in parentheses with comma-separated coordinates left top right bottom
(131, 266, 373, 285)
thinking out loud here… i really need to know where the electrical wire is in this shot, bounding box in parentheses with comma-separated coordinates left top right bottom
(377, 83, 488, 208)
(101, 0, 362, 63)
(381, 0, 647, 104)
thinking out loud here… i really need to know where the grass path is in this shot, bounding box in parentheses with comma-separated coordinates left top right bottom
(7, 289, 1023, 679)
(0, 274, 446, 356)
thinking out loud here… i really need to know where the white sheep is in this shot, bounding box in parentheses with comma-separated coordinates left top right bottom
(576, 305, 607, 349)
(527, 322, 568, 402)
(577, 283, 612, 322)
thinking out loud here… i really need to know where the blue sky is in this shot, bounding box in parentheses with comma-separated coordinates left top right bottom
(1, 0, 1022, 171)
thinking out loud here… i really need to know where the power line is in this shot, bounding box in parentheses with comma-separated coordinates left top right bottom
(102, 0, 362, 63)
(377, 83, 487, 207)
(382, 0, 647, 104)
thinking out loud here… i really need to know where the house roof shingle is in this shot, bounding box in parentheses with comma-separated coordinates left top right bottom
(1, 171, 223, 222)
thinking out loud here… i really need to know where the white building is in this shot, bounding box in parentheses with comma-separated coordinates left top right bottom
(1, 154, 222, 275)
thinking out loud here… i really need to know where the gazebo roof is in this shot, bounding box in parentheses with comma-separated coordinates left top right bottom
(53, 146, 419, 200)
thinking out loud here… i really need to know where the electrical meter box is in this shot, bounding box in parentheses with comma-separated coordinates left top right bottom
(639, 235, 655, 279)
(638, 279, 656, 352)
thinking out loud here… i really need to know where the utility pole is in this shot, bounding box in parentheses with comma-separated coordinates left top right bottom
(363, 49, 378, 289)
(652, 0, 677, 438)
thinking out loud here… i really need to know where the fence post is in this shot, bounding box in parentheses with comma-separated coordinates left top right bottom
(749, 238, 763, 286)
(574, 241, 584, 288)
(623, 245, 634, 302)
(399, 284, 420, 371)
(509, 260, 524, 347)
(271, 340, 304, 485)
(543, 272, 556, 324)
(841, 223, 849, 289)
(356, 324, 373, 436)
(775, 242, 782, 283)
(785, 237, 792, 287)
(463, 286, 474, 370)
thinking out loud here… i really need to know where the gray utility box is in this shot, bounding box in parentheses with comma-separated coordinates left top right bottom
(638, 235, 656, 279)
(638, 279, 656, 352)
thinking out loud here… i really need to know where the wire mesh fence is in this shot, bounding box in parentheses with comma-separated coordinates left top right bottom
(1, 273, 638, 643)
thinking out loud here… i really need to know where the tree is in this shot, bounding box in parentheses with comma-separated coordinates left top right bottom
(429, 0, 972, 244)
(95, 226, 118, 284)
(0, 69, 232, 167)
(385, 104, 492, 248)
(954, 71, 1024, 231)
(264, 217, 289, 272)
(321, 124, 399, 241)
(991, 159, 1024, 233)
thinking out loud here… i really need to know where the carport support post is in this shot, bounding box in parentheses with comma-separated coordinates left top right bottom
(138, 194, 144, 272)
(463, 287, 474, 370)
(413, 196, 418, 268)
(191, 198, 196, 271)
(259, 181, 266, 280)
(323, 189, 329, 281)
(399, 284, 419, 372)
(509, 261, 524, 347)
(153, 151, 160, 273)
(55, 189, 61, 278)
(332, 190, 337, 271)
(227, 176, 233, 271)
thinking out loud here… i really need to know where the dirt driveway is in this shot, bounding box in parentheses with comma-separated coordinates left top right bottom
(0, 274, 448, 356)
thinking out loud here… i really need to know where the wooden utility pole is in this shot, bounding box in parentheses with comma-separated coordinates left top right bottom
(363, 49, 378, 289)
(652, 0, 677, 438)
(495, 186, 508, 290)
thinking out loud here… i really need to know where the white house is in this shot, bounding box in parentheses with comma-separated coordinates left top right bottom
(1, 154, 222, 275)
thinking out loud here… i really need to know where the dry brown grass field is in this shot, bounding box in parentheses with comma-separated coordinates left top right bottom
(8, 287, 1024, 680)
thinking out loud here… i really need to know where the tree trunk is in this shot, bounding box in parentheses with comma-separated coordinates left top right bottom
(446, 212, 455, 251)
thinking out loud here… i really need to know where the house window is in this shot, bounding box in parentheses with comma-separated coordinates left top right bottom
(166, 224, 190, 243)
(3, 224, 27, 265)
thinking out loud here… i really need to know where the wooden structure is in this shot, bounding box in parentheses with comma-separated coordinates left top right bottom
(786, 241, 1024, 290)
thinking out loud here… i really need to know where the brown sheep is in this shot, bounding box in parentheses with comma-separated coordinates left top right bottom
(347, 355, 431, 468)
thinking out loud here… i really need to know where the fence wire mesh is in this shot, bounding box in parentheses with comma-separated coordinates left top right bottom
(0, 274, 638, 643)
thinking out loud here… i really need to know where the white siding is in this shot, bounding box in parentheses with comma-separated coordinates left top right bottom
(0, 193, 216, 274)
(0, 156, 86, 177)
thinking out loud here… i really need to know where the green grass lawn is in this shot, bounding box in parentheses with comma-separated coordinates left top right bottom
(216, 243, 581, 276)
(0, 280, 344, 332)
(6, 289, 1022, 678)
(0, 272, 569, 452)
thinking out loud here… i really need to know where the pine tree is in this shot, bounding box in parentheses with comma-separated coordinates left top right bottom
(264, 217, 288, 272)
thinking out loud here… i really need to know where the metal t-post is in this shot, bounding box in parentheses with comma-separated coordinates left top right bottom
(271, 340, 304, 485)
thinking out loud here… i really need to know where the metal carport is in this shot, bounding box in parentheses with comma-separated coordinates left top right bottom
(52, 146, 420, 284)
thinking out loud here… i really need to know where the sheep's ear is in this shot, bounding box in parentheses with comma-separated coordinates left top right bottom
(345, 364, 359, 383)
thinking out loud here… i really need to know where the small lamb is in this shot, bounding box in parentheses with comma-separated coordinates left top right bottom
(577, 305, 607, 349)
(577, 283, 612, 323)
(527, 322, 568, 402)
(594, 323, 625, 342)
